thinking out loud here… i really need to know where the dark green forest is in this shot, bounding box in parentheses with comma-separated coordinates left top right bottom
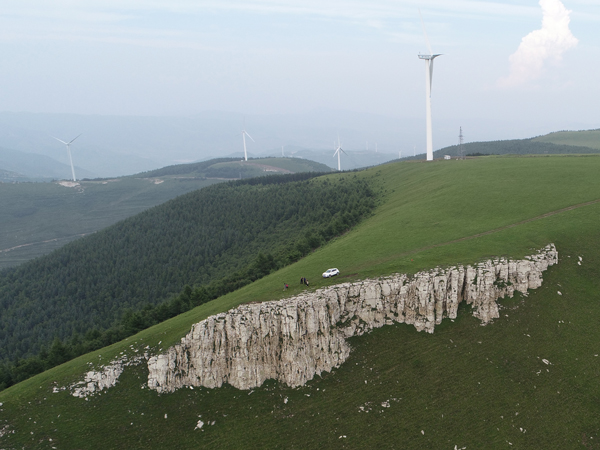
(0, 172, 376, 387)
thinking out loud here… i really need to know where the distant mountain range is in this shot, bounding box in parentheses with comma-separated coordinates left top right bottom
(0, 147, 96, 182)
(0, 109, 597, 179)
(0, 110, 411, 177)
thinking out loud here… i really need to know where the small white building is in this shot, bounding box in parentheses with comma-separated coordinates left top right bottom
(444, 155, 451, 160)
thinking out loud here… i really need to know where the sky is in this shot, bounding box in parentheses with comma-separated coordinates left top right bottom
(0, 0, 599, 150)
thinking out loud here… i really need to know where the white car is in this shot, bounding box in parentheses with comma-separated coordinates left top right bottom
(322, 268, 340, 278)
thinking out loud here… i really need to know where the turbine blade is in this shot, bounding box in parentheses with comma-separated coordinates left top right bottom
(68, 133, 82, 145)
(52, 136, 68, 145)
(245, 132, 255, 142)
(418, 9, 433, 55)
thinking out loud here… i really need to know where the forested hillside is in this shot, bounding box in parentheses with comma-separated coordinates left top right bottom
(0, 177, 223, 269)
(1, 156, 329, 270)
(0, 172, 375, 365)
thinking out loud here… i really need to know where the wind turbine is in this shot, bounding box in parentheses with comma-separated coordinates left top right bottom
(333, 136, 347, 171)
(241, 128, 254, 161)
(418, 10, 442, 162)
(52, 134, 81, 181)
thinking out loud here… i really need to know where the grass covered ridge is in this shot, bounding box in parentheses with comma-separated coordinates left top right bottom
(534, 129, 600, 150)
(2, 155, 600, 449)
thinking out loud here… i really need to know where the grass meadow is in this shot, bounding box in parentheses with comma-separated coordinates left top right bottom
(1, 155, 600, 449)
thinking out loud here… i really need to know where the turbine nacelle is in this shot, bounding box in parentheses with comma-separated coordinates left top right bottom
(52, 134, 81, 146)
(418, 54, 442, 61)
(333, 147, 346, 157)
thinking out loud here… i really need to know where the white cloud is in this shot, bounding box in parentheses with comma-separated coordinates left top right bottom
(499, 0, 578, 87)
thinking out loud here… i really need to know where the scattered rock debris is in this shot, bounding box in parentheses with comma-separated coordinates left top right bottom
(54, 350, 149, 398)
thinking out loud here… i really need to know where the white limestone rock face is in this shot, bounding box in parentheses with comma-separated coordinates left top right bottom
(148, 244, 558, 393)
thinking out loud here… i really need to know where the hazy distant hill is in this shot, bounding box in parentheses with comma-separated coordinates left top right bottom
(3, 111, 594, 177)
(0, 113, 164, 177)
(0, 147, 96, 181)
(0, 111, 407, 176)
(141, 157, 332, 178)
(533, 129, 600, 150)
(428, 130, 600, 159)
(259, 148, 399, 171)
(0, 168, 30, 183)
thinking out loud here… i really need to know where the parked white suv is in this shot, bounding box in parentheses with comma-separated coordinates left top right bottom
(322, 268, 340, 278)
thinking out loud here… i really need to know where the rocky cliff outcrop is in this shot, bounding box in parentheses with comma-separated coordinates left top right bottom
(148, 244, 558, 392)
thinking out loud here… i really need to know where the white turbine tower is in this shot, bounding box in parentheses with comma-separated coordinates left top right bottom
(333, 136, 347, 171)
(52, 134, 81, 181)
(418, 10, 442, 162)
(241, 128, 255, 161)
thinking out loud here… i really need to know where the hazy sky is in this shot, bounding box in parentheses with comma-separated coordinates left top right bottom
(0, 1, 598, 137)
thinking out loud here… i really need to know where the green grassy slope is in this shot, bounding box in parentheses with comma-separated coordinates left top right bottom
(431, 128, 600, 159)
(433, 139, 599, 160)
(533, 129, 600, 150)
(2, 155, 600, 449)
